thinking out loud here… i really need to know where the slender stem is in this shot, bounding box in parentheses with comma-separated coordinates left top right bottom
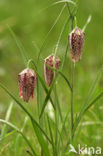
(54, 85, 58, 156)
(53, 18, 60, 155)
(71, 63, 75, 134)
(66, 2, 75, 142)
(66, 2, 72, 16)
(53, 52, 57, 156)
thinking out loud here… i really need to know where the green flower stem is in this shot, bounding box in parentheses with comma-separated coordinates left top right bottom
(53, 41, 58, 156)
(54, 85, 58, 156)
(52, 5, 66, 154)
(71, 63, 75, 139)
(66, 2, 75, 142)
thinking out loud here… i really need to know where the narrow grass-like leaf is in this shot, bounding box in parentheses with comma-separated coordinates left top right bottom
(72, 68, 103, 137)
(40, 0, 75, 13)
(8, 25, 28, 66)
(56, 91, 63, 121)
(54, 13, 69, 57)
(82, 15, 92, 32)
(47, 115, 54, 150)
(3, 130, 16, 140)
(15, 116, 28, 156)
(58, 70, 72, 91)
(0, 101, 13, 143)
(84, 92, 103, 113)
(31, 119, 50, 156)
(0, 119, 37, 156)
(81, 121, 103, 126)
(53, 0, 76, 6)
(15, 135, 21, 156)
(66, 2, 72, 16)
(40, 77, 57, 118)
(37, 4, 65, 63)
(58, 110, 70, 154)
(47, 65, 72, 91)
(36, 72, 55, 109)
(85, 68, 102, 106)
(61, 43, 68, 70)
(0, 83, 52, 145)
(48, 117, 63, 147)
(72, 68, 103, 136)
(73, 91, 103, 137)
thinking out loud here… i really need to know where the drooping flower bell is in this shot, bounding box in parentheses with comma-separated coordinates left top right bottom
(69, 27, 85, 62)
(18, 68, 37, 102)
(44, 54, 61, 87)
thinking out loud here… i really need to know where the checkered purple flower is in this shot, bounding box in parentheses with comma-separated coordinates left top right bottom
(44, 54, 61, 87)
(69, 27, 85, 62)
(18, 68, 37, 102)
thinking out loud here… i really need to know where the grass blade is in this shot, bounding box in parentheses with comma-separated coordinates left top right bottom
(82, 15, 92, 32)
(8, 26, 28, 66)
(46, 114, 56, 155)
(72, 67, 103, 137)
(3, 130, 16, 140)
(37, 4, 66, 63)
(72, 92, 103, 138)
(53, 0, 76, 6)
(84, 92, 103, 113)
(31, 119, 50, 156)
(47, 115, 54, 148)
(58, 110, 70, 154)
(48, 117, 63, 148)
(39, 77, 57, 119)
(0, 83, 52, 145)
(0, 119, 37, 156)
(36, 71, 55, 109)
(15, 116, 28, 156)
(56, 91, 63, 121)
(0, 101, 13, 143)
(85, 68, 102, 106)
(61, 43, 68, 70)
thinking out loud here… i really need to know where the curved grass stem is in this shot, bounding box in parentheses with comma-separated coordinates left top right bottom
(0, 119, 37, 156)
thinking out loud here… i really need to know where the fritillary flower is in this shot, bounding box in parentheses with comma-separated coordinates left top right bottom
(18, 68, 37, 102)
(69, 27, 85, 62)
(44, 54, 61, 87)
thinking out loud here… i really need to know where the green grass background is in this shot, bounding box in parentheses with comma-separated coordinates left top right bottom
(0, 0, 103, 155)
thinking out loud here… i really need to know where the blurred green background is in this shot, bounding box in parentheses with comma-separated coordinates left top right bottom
(0, 0, 103, 155)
